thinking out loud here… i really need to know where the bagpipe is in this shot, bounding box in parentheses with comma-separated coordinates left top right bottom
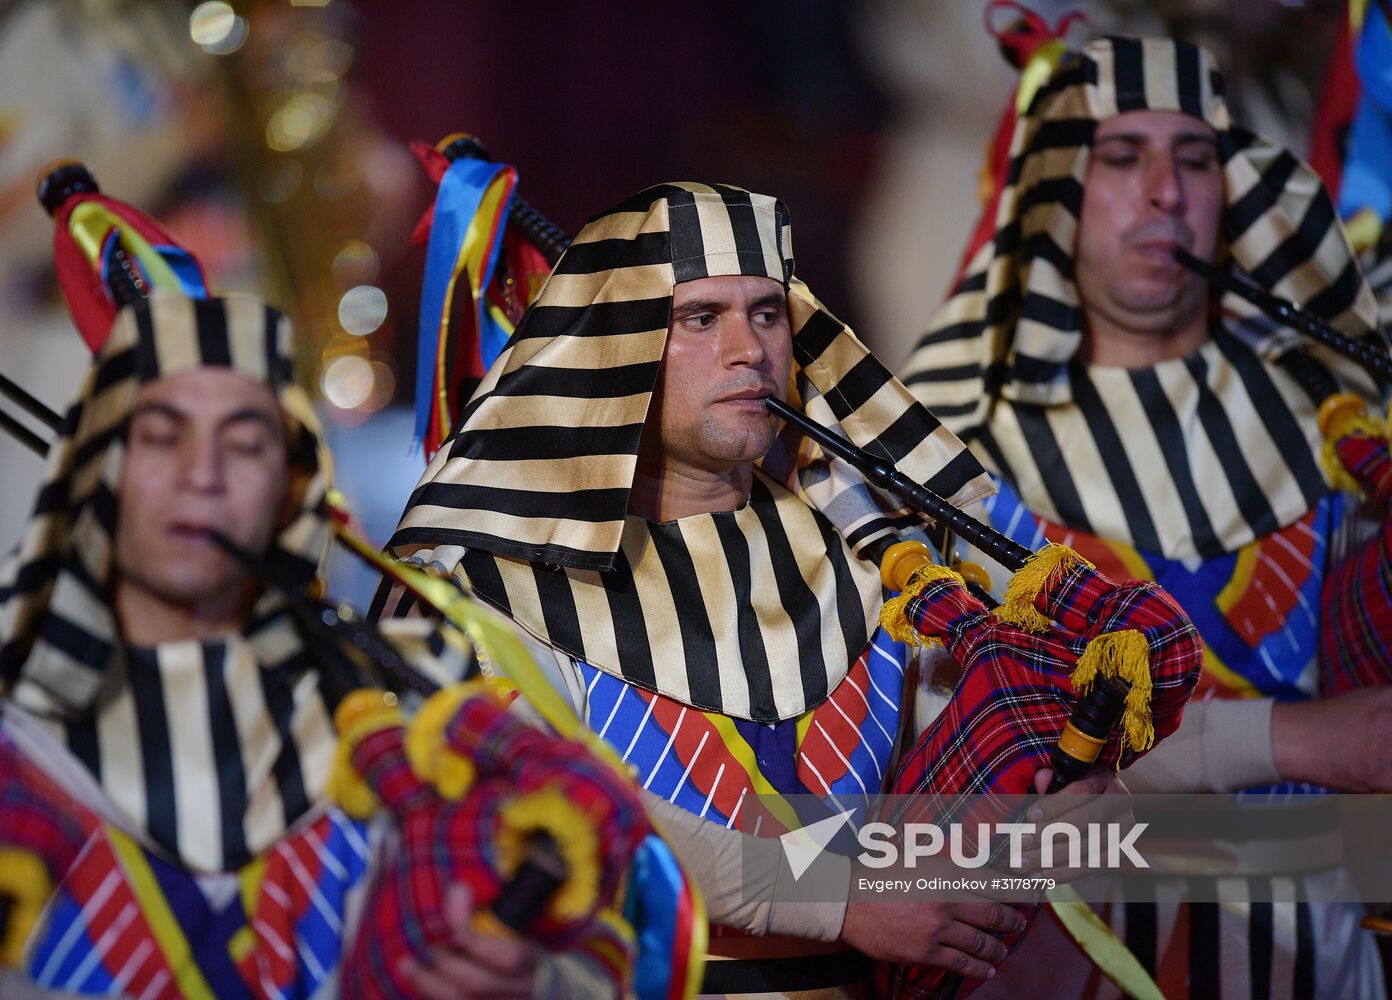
(210, 534, 650, 1000)
(1171, 247, 1392, 697)
(19, 162, 704, 1000)
(772, 374, 1205, 1000)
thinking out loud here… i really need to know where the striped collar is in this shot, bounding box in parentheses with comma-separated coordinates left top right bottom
(973, 324, 1341, 557)
(29, 629, 334, 872)
(436, 470, 885, 723)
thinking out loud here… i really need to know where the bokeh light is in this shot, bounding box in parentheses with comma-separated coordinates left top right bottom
(189, 2, 247, 55)
(266, 93, 335, 153)
(331, 241, 379, 287)
(321, 355, 374, 409)
(361, 360, 397, 413)
(189, 2, 234, 46)
(338, 285, 388, 335)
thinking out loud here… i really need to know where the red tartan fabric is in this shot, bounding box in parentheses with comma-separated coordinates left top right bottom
(341, 691, 647, 999)
(0, 733, 95, 958)
(879, 560, 1202, 999)
(1321, 434, 1392, 694)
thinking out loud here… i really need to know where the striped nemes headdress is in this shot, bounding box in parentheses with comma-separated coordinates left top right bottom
(901, 36, 1385, 558)
(389, 183, 993, 722)
(0, 293, 331, 711)
(395, 182, 992, 570)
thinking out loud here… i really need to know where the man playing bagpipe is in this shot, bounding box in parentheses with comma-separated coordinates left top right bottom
(0, 169, 671, 999)
(900, 32, 1392, 999)
(377, 179, 1205, 997)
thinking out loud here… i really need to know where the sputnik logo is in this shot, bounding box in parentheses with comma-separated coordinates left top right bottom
(779, 808, 856, 881)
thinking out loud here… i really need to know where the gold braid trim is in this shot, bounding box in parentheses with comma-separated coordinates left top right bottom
(407, 682, 494, 800)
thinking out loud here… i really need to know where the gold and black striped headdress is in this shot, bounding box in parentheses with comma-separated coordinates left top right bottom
(900, 36, 1385, 558)
(0, 293, 339, 871)
(388, 182, 993, 722)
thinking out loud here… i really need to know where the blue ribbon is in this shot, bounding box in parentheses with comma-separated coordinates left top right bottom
(625, 833, 695, 1000)
(99, 234, 209, 302)
(414, 156, 516, 448)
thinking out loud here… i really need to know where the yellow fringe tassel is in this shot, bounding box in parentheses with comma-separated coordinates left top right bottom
(406, 682, 491, 800)
(1318, 397, 1387, 496)
(996, 544, 1092, 634)
(878, 562, 965, 648)
(326, 690, 403, 820)
(1071, 630, 1155, 754)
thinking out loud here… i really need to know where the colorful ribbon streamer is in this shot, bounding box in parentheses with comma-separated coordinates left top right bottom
(53, 194, 209, 352)
(414, 156, 517, 454)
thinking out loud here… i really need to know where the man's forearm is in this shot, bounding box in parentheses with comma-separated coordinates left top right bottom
(1120, 698, 1279, 793)
(640, 790, 850, 941)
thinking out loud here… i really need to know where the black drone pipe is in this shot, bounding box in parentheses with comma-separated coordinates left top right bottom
(0, 372, 61, 434)
(1173, 247, 1392, 387)
(207, 529, 443, 700)
(0, 407, 50, 458)
(763, 395, 1035, 572)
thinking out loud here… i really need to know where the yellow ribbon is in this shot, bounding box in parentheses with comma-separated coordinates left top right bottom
(67, 202, 184, 293)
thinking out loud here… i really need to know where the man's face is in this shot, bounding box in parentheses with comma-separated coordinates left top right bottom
(651, 274, 793, 474)
(114, 368, 290, 614)
(1075, 109, 1224, 337)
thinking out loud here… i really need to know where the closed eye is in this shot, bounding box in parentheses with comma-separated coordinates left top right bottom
(225, 436, 269, 456)
(130, 413, 180, 448)
(134, 430, 179, 448)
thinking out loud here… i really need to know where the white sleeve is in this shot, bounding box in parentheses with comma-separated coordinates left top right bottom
(1121, 697, 1279, 793)
(639, 790, 850, 941)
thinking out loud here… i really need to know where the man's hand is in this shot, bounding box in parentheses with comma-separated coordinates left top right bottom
(1019, 767, 1133, 879)
(840, 896, 1025, 980)
(1028, 766, 1128, 802)
(1272, 688, 1392, 791)
(398, 885, 541, 999)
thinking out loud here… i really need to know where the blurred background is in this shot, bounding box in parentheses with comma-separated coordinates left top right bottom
(0, 0, 1362, 604)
